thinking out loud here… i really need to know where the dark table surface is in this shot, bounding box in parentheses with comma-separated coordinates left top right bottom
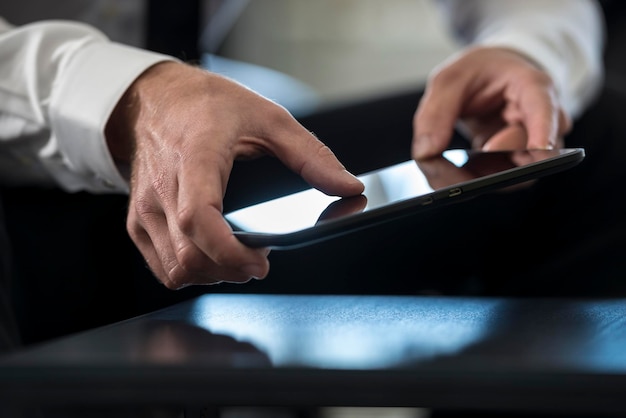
(2, 294, 626, 415)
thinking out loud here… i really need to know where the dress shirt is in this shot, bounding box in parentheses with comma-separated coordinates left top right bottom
(0, 17, 172, 193)
(434, 0, 605, 119)
(0, 0, 605, 194)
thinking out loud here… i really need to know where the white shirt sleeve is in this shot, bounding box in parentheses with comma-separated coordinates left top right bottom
(0, 18, 174, 194)
(432, 0, 605, 119)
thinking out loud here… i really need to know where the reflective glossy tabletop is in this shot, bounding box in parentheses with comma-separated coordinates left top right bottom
(2, 294, 626, 414)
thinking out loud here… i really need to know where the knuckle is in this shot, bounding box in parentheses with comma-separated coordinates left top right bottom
(211, 246, 238, 269)
(297, 143, 338, 178)
(125, 211, 141, 238)
(150, 173, 169, 197)
(163, 262, 193, 290)
(265, 101, 290, 122)
(316, 143, 336, 160)
(516, 65, 554, 91)
(175, 244, 205, 273)
(210, 249, 229, 268)
(261, 102, 295, 133)
(126, 199, 156, 241)
(176, 205, 196, 236)
(165, 272, 187, 290)
(429, 66, 459, 88)
(133, 195, 158, 218)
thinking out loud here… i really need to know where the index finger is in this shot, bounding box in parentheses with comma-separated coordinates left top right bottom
(413, 71, 467, 160)
(516, 77, 560, 150)
(261, 113, 365, 197)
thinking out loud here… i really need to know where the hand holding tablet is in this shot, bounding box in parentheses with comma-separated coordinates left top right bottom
(225, 148, 585, 249)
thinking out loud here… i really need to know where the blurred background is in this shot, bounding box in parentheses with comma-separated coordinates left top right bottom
(2, 0, 460, 117)
(201, 0, 459, 116)
(7, 0, 623, 114)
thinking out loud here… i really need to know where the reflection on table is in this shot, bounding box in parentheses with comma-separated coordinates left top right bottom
(2, 294, 626, 415)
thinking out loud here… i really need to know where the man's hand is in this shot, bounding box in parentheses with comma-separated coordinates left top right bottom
(412, 47, 572, 160)
(106, 62, 363, 289)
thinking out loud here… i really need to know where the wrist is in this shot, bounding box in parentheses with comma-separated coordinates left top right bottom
(104, 61, 182, 169)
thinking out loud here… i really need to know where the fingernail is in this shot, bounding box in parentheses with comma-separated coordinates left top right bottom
(532, 144, 554, 151)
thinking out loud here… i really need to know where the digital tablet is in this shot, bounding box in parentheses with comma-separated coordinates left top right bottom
(224, 148, 585, 249)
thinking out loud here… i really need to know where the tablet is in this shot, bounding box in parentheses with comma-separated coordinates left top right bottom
(224, 148, 585, 249)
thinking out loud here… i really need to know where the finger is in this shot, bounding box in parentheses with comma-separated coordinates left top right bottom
(511, 149, 544, 167)
(128, 198, 245, 289)
(127, 227, 166, 285)
(482, 124, 528, 151)
(558, 108, 572, 137)
(128, 160, 252, 288)
(267, 117, 365, 197)
(412, 70, 467, 160)
(176, 151, 270, 279)
(515, 79, 560, 150)
(461, 116, 508, 150)
(126, 200, 177, 288)
(166, 214, 263, 287)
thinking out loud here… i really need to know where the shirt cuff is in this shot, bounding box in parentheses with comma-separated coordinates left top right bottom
(49, 41, 175, 194)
